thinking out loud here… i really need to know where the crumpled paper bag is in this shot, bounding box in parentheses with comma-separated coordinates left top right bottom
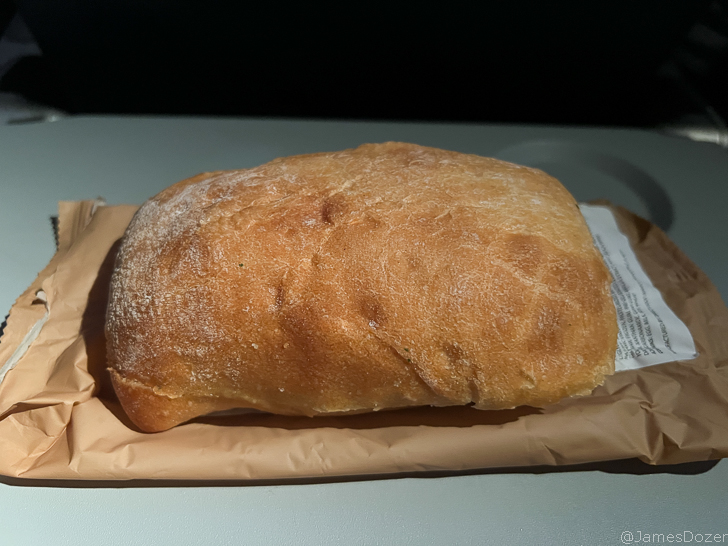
(1, 200, 727, 480)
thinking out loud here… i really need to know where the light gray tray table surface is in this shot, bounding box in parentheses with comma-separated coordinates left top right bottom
(0, 116, 726, 545)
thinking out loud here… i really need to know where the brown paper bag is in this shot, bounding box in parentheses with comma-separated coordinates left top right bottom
(1, 200, 727, 481)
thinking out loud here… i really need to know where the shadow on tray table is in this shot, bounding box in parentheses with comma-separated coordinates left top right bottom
(0, 459, 720, 489)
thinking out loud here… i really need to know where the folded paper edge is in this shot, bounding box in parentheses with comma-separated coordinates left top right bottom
(0, 200, 103, 389)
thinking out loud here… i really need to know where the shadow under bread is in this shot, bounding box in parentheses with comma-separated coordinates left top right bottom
(190, 404, 541, 430)
(81, 238, 144, 432)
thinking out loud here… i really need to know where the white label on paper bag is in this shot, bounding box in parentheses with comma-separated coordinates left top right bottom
(579, 204, 697, 371)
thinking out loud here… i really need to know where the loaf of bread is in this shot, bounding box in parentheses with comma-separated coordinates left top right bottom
(106, 142, 617, 432)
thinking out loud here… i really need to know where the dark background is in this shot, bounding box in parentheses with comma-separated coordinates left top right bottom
(1, 0, 728, 129)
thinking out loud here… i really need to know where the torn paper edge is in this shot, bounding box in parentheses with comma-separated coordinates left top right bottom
(0, 290, 49, 384)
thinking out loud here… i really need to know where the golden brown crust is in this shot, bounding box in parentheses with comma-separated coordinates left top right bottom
(106, 142, 617, 432)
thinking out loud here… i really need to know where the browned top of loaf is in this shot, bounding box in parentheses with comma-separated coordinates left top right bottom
(106, 142, 617, 428)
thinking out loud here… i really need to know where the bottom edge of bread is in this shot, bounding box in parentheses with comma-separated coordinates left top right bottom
(107, 369, 237, 432)
(107, 361, 612, 433)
